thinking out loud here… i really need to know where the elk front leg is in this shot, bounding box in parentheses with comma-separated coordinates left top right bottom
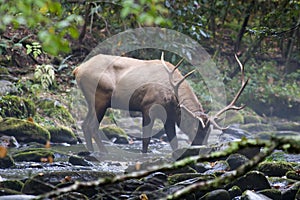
(164, 118, 178, 151)
(142, 114, 154, 153)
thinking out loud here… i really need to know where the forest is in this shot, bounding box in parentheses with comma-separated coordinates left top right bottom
(0, 0, 300, 199)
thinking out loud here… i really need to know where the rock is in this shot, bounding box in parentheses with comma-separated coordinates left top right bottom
(22, 171, 115, 195)
(69, 155, 92, 166)
(168, 173, 215, 185)
(55, 192, 89, 200)
(0, 155, 14, 168)
(100, 125, 129, 144)
(199, 189, 230, 200)
(0, 188, 22, 196)
(228, 171, 271, 191)
(0, 195, 37, 200)
(286, 170, 300, 181)
(125, 157, 170, 173)
(0, 135, 19, 147)
(193, 162, 212, 173)
(0, 180, 24, 192)
(258, 189, 282, 200)
(0, 117, 50, 144)
(22, 178, 55, 195)
(36, 98, 75, 126)
(226, 153, 249, 170)
(13, 148, 54, 162)
(240, 123, 276, 133)
(134, 182, 159, 192)
(228, 185, 242, 199)
(0, 80, 18, 95)
(121, 179, 144, 192)
(282, 181, 300, 200)
(258, 161, 294, 177)
(47, 125, 78, 144)
(237, 146, 261, 159)
(221, 127, 252, 142)
(0, 95, 35, 118)
(172, 146, 213, 160)
(142, 172, 167, 187)
(204, 160, 229, 175)
(241, 190, 272, 200)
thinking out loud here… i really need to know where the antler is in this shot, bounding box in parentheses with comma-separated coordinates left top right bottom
(161, 52, 195, 97)
(210, 54, 249, 130)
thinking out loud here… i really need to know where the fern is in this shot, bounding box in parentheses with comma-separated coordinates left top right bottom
(34, 64, 55, 89)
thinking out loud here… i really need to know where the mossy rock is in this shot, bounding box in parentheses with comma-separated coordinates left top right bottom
(258, 189, 281, 200)
(13, 148, 54, 162)
(0, 117, 50, 144)
(168, 173, 215, 185)
(0, 95, 35, 118)
(199, 189, 230, 200)
(273, 121, 300, 132)
(0, 66, 9, 74)
(258, 161, 294, 177)
(244, 115, 262, 124)
(223, 110, 244, 125)
(286, 170, 300, 181)
(100, 125, 129, 144)
(36, 98, 75, 126)
(47, 125, 78, 144)
(0, 187, 22, 196)
(227, 171, 271, 191)
(0, 155, 15, 168)
(0, 180, 24, 192)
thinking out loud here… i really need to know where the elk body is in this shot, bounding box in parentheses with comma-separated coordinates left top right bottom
(73, 53, 248, 153)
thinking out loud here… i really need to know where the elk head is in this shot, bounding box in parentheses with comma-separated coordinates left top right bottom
(161, 53, 249, 145)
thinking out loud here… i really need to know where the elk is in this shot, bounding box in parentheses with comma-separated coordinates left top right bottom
(73, 53, 248, 153)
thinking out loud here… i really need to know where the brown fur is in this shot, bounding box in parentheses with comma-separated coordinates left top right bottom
(74, 54, 210, 153)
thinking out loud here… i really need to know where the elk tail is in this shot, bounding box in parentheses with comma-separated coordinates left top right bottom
(72, 67, 80, 77)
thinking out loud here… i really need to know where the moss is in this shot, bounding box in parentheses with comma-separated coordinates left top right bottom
(0, 117, 50, 144)
(13, 148, 54, 162)
(36, 99, 75, 126)
(0, 180, 24, 192)
(0, 95, 35, 118)
(47, 125, 77, 144)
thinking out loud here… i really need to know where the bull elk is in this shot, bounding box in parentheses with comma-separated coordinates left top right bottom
(73, 53, 248, 153)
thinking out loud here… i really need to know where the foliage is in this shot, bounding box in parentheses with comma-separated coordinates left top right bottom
(34, 64, 55, 90)
(0, 0, 83, 55)
(120, 0, 171, 26)
(26, 42, 42, 58)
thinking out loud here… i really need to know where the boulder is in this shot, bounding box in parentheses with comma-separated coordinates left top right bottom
(0, 117, 50, 144)
(0, 95, 35, 118)
(258, 161, 294, 177)
(47, 125, 78, 144)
